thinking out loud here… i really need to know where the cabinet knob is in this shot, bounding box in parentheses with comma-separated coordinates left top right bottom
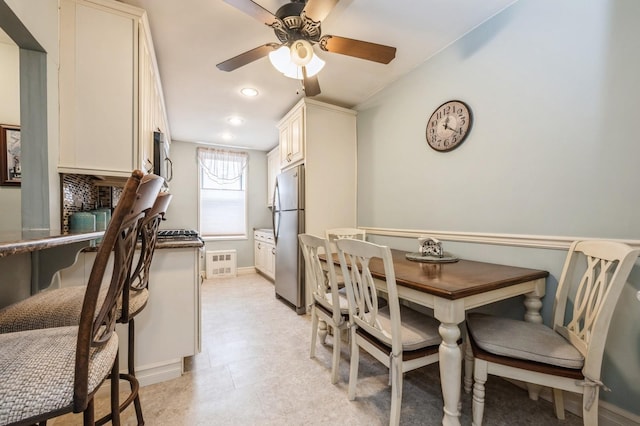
(286, 152, 292, 162)
(257, 243, 261, 249)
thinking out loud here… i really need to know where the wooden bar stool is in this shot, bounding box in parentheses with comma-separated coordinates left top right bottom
(100, 192, 172, 425)
(0, 174, 165, 425)
(0, 170, 159, 426)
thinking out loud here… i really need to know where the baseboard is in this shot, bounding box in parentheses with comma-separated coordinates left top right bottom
(506, 379, 640, 425)
(134, 358, 183, 387)
(237, 266, 256, 275)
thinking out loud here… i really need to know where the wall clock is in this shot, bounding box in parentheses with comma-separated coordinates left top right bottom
(426, 100, 472, 152)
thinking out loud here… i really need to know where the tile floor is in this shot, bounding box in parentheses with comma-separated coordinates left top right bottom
(52, 273, 582, 425)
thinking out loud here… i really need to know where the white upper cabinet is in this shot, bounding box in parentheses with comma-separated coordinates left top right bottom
(59, 0, 170, 177)
(278, 102, 305, 170)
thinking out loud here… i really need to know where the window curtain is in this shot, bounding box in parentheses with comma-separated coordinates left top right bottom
(197, 147, 248, 184)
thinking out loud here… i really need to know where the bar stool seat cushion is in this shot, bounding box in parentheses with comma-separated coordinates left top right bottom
(0, 286, 87, 333)
(0, 286, 149, 334)
(0, 326, 118, 424)
(118, 288, 149, 319)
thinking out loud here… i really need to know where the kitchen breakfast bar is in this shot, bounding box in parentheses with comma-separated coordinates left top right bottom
(0, 230, 103, 304)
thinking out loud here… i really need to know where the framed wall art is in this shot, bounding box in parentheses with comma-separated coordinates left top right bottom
(0, 124, 21, 186)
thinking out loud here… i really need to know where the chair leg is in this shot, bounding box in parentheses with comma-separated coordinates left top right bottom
(582, 388, 600, 426)
(464, 337, 474, 393)
(110, 352, 121, 426)
(389, 356, 403, 426)
(552, 388, 565, 420)
(527, 383, 542, 401)
(348, 328, 359, 401)
(472, 359, 487, 426)
(83, 398, 95, 425)
(128, 319, 144, 425)
(310, 306, 318, 359)
(330, 324, 341, 384)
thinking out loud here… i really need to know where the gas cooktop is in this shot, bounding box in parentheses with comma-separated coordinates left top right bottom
(156, 229, 200, 241)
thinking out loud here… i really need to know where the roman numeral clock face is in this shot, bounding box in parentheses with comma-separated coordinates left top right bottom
(426, 100, 472, 152)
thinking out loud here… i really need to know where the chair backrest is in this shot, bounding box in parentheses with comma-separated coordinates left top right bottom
(298, 233, 341, 323)
(325, 227, 366, 243)
(552, 240, 640, 379)
(74, 171, 162, 411)
(121, 192, 172, 321)
(326, 228, 366, 254)
(336, 238, 402, 354)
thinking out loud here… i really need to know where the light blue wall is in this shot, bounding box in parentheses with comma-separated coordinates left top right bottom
(161, 140, 272, 268)
(356, 0, 640, 415)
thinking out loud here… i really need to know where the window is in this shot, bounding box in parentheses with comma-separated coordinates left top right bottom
(198, 148, 248, 238)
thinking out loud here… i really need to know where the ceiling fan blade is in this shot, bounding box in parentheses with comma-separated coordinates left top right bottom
(222, 0, 278, 26)
(319, 35, 396, 64)
(216, 43, 278, 72)
(302, 67, 321, 97)
(302, 0, 339, 23)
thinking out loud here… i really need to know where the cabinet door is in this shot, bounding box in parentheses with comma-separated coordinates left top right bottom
(138, 17, 171, 177)
(278, 103, 305, 170)
(59, 0, 138, 176)
(138, 28, 154, 173)
(288, 107, 305, 165)
(267, 243, 276, 279)
(278, 124, 290, 168)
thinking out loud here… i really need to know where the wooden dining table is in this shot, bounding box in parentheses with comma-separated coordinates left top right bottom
(328, 248, 549, 426)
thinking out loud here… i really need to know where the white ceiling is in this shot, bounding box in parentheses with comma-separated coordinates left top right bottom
(118, 0, 517, 151)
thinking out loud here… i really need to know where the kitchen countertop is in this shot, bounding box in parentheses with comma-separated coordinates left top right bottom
(0, 230, 104, 258)
(81, 237, 204, 252)
(154, 239, 204, 249)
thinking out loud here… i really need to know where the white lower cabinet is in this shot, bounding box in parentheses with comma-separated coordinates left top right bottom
(57, 246, 200, 386)
(254, 230, 275, 281)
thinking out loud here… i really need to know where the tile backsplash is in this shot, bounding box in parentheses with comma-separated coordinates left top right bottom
(61, 174, 122, 232)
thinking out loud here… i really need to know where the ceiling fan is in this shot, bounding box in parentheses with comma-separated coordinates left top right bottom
(216, 0, 397, 96)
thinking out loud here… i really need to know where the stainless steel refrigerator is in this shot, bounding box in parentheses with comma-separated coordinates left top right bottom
(272, 164, 305, 314)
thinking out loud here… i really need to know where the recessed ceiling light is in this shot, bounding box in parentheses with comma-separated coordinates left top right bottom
(240, 87, 258, 97)
(227, 116, 244, 126)
(221, 132, 234, 141)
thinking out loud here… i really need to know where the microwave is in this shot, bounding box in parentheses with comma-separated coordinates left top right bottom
(153, 131, 173, 182)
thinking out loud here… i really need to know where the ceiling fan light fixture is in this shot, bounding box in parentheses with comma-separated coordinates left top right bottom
(290, 39, 313, 66)
(268, 45, 292, 74)
(304, 53, 325, 77)
(270, 41, 324, 80)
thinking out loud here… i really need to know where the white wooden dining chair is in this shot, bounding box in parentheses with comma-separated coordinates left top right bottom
(325, 228, 366, 285)
(299, 233, 349, 384)
(325, 227, 366, 248)
(336, 238, 443, 426)
(466, 240, 640, 426)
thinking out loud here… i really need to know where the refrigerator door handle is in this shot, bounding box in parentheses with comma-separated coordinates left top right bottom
(272, 179, 280, 245)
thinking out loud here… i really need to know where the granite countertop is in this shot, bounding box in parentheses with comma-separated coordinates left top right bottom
(0, 230, 104, 258)
(81, 237, 204, 252)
